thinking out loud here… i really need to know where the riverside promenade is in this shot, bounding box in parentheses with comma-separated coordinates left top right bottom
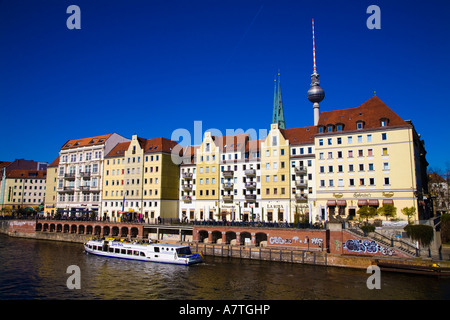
(1, 217, 449, 272)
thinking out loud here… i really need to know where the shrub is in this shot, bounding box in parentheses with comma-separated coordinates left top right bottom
(404, 224, 434, 247)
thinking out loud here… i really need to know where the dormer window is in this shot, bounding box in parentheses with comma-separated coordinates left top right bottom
(317, 126, 325, 133)
(336, 123, 344, 132)
(356, 121, 365, 130)
(327, 125, 334, 133)
(380, 118, 389, 127)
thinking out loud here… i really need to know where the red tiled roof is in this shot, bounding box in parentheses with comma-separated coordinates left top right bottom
(48, 156, 60, 167)
(212, 133, 250, 152)
(6, 170, 46, 179)
(280, 126, 316, 145)
(317, 96, 411, 132)
(61, 134, 113, 150)
(106, 142, 131, 158)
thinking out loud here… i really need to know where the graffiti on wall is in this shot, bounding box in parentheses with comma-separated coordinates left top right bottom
(343, 239, 396, 256)
(269, 236, 323, 247)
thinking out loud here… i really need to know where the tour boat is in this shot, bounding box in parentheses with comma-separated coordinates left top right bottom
(84, 238, 203, 265)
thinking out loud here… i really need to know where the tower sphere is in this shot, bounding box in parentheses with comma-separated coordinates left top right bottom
(307, 85, 325, 103)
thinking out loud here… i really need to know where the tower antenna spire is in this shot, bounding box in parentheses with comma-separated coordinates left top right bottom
(312, 18, 317, 74)
(307, 18, 325, 126)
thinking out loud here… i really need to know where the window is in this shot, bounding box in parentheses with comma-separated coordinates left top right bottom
(359, 164, 364, 171)
(357, 122, 364, 130)
(272, 136, 277, 146)
(320, 180, 325, 187)
(319, 139, 324, 146)
(329, 179, 334, 187)
(348, 136, 353, 144)
(337, 124, 343, 132)
(337, 137, 342, 145)
(328, 152, 333, 159)
(358, 150, 364, 157)
(383, 162, 390, 170)
(357, 135, 363, 143)
(349, 179, 355, 186)
(327, 138, 332, 145)
(338, 179, 344, 187)
(328, 166, 333, 173)
(382, 148, 388, 156)
(349, 164, 354, 172)
(367, 134, 372, 142)
(369, 178, 375, 185)
(348, 150, 353, 158)
(319, 152, 324, 160)
(359, 178, 365, 186)
(319, 166, 325, 173)
(382, 133, 387, 141)
(384, 177, 390, 185)
(327, 125, 333, 132)
(368, 149, 373, 156)
(337, 151, 343, 158)
(368, 163, 374, 171)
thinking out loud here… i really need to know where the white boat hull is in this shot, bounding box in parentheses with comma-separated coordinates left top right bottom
(84, 239, 203, 265)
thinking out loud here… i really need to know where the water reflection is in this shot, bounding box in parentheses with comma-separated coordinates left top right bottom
(0, 234, 449, 300)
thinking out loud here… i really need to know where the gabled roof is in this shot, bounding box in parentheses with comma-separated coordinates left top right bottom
(142, 137, 179, 154)
(61, 134, 113, 150)
(317, 96, 411, 132)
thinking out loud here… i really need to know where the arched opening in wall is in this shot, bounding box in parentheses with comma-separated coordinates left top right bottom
(255, 232, 268, 247)
(112, 226, 119, 237)
(211, 231, 222, 244)
(71, 225, 77, 234)
(63, 224, 70, 233)
(121, 227, 129, 238)
(94, 226, 101, 236)
(35, 223, 42, 231)
(50, 224, 55, 232)
(226, 231, 237, 245)
(103, 226, 110, 237)
(86, 225, 93, 235)
(198, 230, 208, 243)
(78, 225, 85, 234)
(130, 227, 139, 238)
(56, 224, 62, 233)
(43, 223, 49, 232)
(240, 232, 251, 246)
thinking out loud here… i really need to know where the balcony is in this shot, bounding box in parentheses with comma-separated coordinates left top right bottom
(295, 194, 308, 203)
(295, 166, 307, 175)
(182, 172, 193, 180)
(64, 173, 76, 179)
(223, 171, 234, 178)
(182, 195, 192, 203)
(79, 186, 90, 191)
(182, 184, 193, 191)
(295, 180, 308, 188)
(62, 186, 75, 192)
(79, 171, 91, 178)
(223, 195, 234, 203)
(245, 194, 256, 202)
(245, 182, 256, 189)
(222, 183, 234, 190)
(244, 169, 256, 176)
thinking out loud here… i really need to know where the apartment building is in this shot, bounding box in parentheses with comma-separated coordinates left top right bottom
(44, 156, 59, 216)
(56, 133, 129, 218)
(0, 159, 48, 212)
(102, 134, 180, 222)
(314, 96, 428, 221)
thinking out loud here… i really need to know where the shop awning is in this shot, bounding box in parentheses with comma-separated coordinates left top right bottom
(336, 200, 347, 207)
(383, 199, 394, 205)
(357, 200, 368, 206)
(368, 199, 379, 206)
(327, 200, 337, 206)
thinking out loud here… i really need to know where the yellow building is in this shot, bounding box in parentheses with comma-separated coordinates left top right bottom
(260, 123, 291, 222)
(102, 134, 180, 222)
(195, 132, 220, 220)
(314, 96, 428, 222)
(44, 156, 60, 216)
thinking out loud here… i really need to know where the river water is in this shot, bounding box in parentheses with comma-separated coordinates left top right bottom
(0, 234, 449, 301)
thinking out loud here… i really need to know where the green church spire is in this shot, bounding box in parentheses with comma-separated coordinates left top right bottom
(272, 72, 286, 129)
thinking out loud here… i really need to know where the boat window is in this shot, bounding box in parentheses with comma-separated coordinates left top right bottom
(133, 251, 139, 256)
(140, 252, 145, 257)
(121, 249, 126, 254)
(154, 247, 160, 253)
(127, 250, 132, 255)
(115, 248, 120, 254)
(109, 248, 114, 253)
(176, 247, 192, 255)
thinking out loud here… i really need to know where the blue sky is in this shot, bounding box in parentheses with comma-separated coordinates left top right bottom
(0, 0, 449, 170)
